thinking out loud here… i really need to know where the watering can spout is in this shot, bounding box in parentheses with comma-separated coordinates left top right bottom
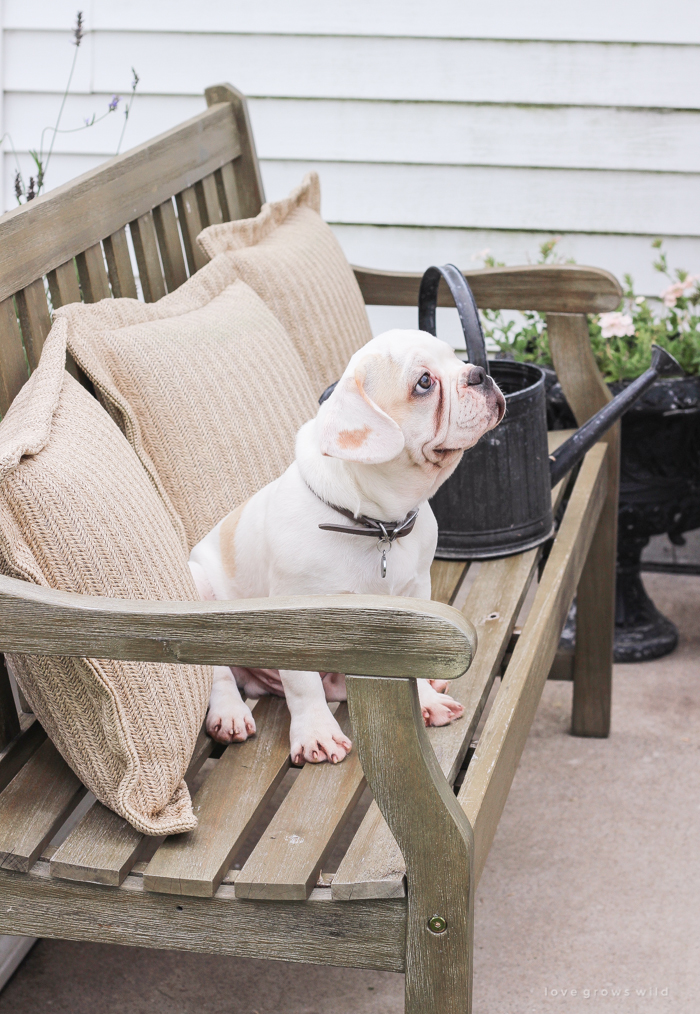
(548, 344, 684, 488)
(650, 343, 685, 378)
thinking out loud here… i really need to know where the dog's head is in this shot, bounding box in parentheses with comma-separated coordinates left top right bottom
(318, 330, 505, 471)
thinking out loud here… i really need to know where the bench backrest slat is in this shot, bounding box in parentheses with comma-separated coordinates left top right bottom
(0, 84, 264, 741)
(0, 298, 28, 417)
(0, 101, 242, 305)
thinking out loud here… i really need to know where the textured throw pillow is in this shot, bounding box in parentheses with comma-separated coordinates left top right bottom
(197, 172, 373, 396)
(0, 324, 212, 835)
(64, 263, 318, 550)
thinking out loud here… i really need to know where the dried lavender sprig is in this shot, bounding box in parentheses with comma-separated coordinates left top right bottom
(116, 68, 139, 155)
(42, 10, 85, 186)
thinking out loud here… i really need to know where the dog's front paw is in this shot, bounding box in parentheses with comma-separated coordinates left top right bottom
(206, 686, 256, 744)
(290, 711, 352, 765)
(417, 679, 464, 727)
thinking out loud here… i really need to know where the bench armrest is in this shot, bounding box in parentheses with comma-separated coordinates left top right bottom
(0, 574, 475, 681)
(353, 263, 621, 314)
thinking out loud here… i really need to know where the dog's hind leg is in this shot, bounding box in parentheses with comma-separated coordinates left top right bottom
(417, 678, 464, 727)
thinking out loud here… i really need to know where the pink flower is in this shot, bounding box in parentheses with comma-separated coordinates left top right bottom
(599, 311, 635, 339)
(661, 275, 698, 307)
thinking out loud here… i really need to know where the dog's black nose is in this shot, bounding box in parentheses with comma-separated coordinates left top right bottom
(467, 366, 486, 386)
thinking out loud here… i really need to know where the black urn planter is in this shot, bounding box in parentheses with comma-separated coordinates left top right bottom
(546, 369, 700, 663)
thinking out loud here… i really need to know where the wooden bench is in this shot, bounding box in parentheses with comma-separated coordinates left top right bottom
(0, 83, 621, 1012)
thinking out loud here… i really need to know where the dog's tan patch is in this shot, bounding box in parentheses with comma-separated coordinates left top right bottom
(219, 499, 249, 578)
(337, 425, 371, 449)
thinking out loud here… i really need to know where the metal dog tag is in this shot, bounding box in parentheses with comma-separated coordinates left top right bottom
(378, 538, 391, 578)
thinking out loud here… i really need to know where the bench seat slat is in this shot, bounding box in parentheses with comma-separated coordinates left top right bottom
(50, 726, 214, 887)
(0, 738, 85, 873)
(0, 719, 46, 796)
(49, 802, 145, 887)
(460, 442, 608, 886)
(103, 228, 138, 300)
(332, 549, 539, 900)
(332, 432, 576, 901)
(429, 559, 469, 608)
(152, 201, 188, 293)
(235, 704, 365, 901)
(144, 697, 290, 898)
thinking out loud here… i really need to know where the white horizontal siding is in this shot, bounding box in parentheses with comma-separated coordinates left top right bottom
(2, 4, 699, 302)
(5, 0, 700, 45)
(262, 160, 700, 237)
(6, 31, 700, 110)
(333, 225, 700, 295)
(8, 94, 699, 174)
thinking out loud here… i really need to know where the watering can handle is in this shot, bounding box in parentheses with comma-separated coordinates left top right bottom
(418, 264, 490, 374)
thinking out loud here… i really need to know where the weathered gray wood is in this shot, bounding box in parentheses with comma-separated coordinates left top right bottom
(50, 726, 215, 887)
(0, 719, 45, 794)
(548, 313, 619, 738)
(0, 657, 20, 750)
(0, 862, 406, 973)
(152, 200, 188, 292)
(76, 244, 111, 303)
(146, 697, 290, 898)
(353, 263, 621, 314)
(49, 802, 146, 888)
(0, 103, 240, 304)
(130, 212, 167, 303)
(0, 738, 86, 873)
(458, 443, 608, 885)
(347, 676, 474, 1014)
(429, 559, 468, 607)
(332, 434, 574, 902)
(200, 173, 225, 227)
(205, 84, 265, 218)
(176, 186, 209, 276)
(333, 549, 539, 902)
(0, 579, 476, 681)
(103, 228, 138, 300)
(15, 279, 51, 370)
(216, 163, 242, 221)
(47, 259, 82, 309)
(0, 297, 28, 414)
(236, 705, 365, 901)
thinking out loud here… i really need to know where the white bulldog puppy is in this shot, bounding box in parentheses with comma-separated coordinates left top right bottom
(189, 329, 505, 765)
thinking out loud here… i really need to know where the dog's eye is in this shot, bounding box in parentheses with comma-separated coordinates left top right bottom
(415, 372, 433, 392)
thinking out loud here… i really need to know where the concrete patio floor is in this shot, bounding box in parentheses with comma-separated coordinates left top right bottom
(0, 571, 698, 1014)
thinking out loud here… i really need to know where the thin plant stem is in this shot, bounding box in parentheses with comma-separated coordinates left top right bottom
(41, 31, 81, 187)
(116, 70, 139, 155)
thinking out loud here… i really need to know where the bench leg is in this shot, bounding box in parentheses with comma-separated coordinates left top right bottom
(571, 435, 618, 738)
(346, 676, 474, 1014)
(547, 312, 620, 740)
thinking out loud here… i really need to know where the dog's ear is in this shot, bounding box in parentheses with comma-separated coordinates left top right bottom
(319, 367, 405, 464)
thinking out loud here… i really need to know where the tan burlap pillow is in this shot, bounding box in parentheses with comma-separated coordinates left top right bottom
(65, 264, 318, 550)
(0, 323, 211, 835)
(197, 172, 373, 396)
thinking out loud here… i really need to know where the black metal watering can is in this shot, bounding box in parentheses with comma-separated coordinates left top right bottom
(419, 264, 685, 559)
